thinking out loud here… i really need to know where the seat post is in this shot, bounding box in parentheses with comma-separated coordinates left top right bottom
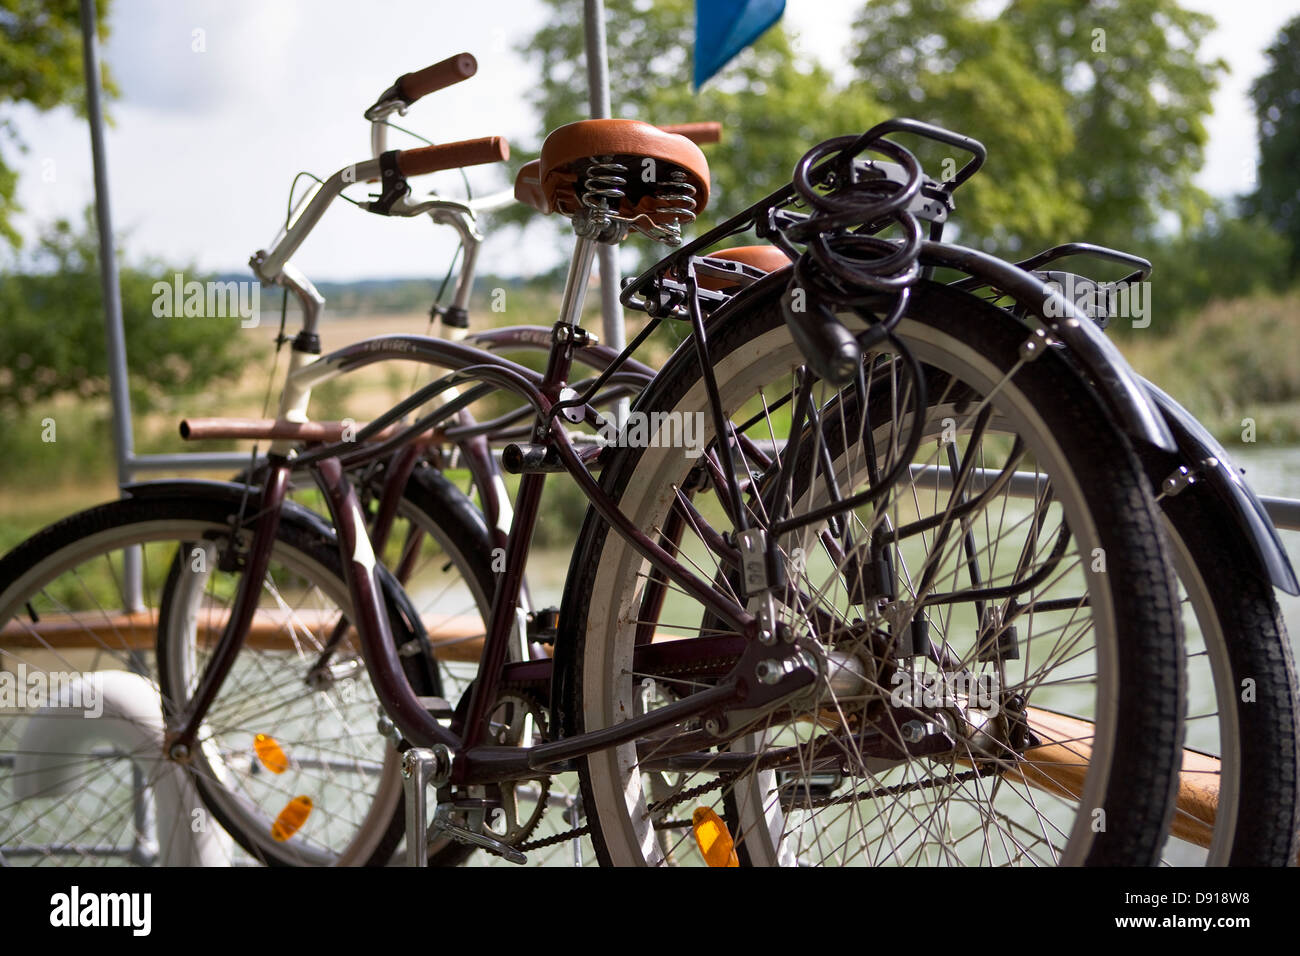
(557, 232, 598, 330)
(539, 231, 599, 393)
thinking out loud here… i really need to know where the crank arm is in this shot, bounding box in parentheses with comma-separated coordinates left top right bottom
(430, 803, 527, 865)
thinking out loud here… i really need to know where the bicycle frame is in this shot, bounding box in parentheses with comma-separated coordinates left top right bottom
(168, 115, 1218, 811)
(170, 226, 824, 788)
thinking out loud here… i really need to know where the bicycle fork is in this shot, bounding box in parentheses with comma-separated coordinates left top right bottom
(164, 456, 294, 760)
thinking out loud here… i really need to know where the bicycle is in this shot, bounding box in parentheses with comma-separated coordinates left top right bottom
(350, 64, 1298, 866)
(6, 100, 1203, 867)
(0, 54, 514, 867)
(4, 53, 1295, 864)
(250, 89, 1299, 864)
(0, 55, 708, 867)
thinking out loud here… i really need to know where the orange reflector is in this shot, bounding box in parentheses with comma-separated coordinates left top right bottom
(254, 733, 289, 774)
(271, 796, 313, 842)
(691, 806, 738, 867)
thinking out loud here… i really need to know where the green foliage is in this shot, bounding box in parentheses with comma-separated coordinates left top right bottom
(1000, 0, 1222, 247)
(850, 0, 1083, 252)
(852, 0, 1222, 253)
(503, 0, 884, 249)
(0, 210, 252, 413)
(1137, 202, 1293, 331)
(1120, 289, 1300, 444)
(0, 403, 114, 500)
(515, 0, 1224, 264)
(1244, 14, 1300, 268)
(0, 0, 115, 246)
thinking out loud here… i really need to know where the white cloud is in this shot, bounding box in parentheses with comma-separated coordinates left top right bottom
(107, 0, 302, 112)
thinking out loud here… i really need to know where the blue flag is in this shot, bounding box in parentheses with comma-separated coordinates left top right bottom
(694, 0, 787, 89)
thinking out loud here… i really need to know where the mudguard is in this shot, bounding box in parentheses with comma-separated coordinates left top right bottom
(920, 240, 1177, 453)
(124, 478, 336, 537)
(917, 244, 1295, 593)
(122, 478, 439, 651)
(1140, 383, 1300, 595)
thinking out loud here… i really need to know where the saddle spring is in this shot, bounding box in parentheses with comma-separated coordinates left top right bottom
(580, 157, 698, 244)
(581, 158, 629, 214)
(652, 171, 698, 229)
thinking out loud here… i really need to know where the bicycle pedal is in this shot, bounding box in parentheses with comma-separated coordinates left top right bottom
(431, 809, 527, 864)
(527, 607, 560, 644)
(416, 696, 454, 718)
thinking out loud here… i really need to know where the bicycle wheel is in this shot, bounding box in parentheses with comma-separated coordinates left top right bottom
(781, 368, 1300, 865)
(0, 486, 426, 865)
(559, 279, 1185, 866)
(152, 468, 505, 866)
(234, 460, 500, 711)
(1158, 486, 1299, 865)
(722, 356, 1297, 865)
(356, 463, 500, 715)
(683, 342, 1298, 865)
(220, 460, 552, 864)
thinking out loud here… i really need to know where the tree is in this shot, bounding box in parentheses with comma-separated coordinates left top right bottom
(517, 0, 1223, 263)
(509, 0, 885, 246)
(850, 0, 1083, 252)
(0, 0, 114, 247)
(0, 210, 250, 413)
(852, 0, 1223, 254)
(1138, 200, 1292, 330)
(999, 0, 1223, 248)
(1244, 14, 1300, 267)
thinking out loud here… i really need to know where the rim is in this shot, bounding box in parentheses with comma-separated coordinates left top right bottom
(580, 315, 1126, 866)
(0, 517, 394, 866)
(159, 529, 397, 866)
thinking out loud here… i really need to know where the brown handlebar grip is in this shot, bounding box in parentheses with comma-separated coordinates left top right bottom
(398, 52, 478, 102)
(659, 122, 722, 145)
(396, 136, 510, 177)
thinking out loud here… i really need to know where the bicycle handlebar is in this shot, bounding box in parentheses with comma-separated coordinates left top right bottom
(660, 122, 722, 145)
(397, 52, 478, 104)
(255, 135, 508, 286)
(396, 136, 510, 177)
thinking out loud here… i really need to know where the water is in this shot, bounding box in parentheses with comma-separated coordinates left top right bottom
(1231, 444, 1300, 649)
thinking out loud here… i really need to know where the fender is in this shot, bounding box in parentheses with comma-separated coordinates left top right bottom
(1140, 382, 1299, 595)
(920, 240, 1177, 453)
(918, 245, 1295, 592)
(122, 478, 439, 663)
(124, 478, 336, 539)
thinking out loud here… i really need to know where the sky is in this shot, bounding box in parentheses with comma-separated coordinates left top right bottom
(7, 0, 1300, 282)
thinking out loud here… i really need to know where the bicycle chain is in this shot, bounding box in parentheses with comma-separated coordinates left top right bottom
(510, 774, 734, 853)
(516, 767, 990, 853)
(648, 764, 990, 816)
(517, 824, 590, 852)
(647, 775, 735, 815)
(787, 767, 988, 810)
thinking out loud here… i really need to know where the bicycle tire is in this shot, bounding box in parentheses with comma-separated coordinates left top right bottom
(155, 469, 499, 866)
(0, 487, 412, 865)
(718, 352, 1298, 864)
(1159, 484, 1300, 864)
(558, 278, 1185, 866)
